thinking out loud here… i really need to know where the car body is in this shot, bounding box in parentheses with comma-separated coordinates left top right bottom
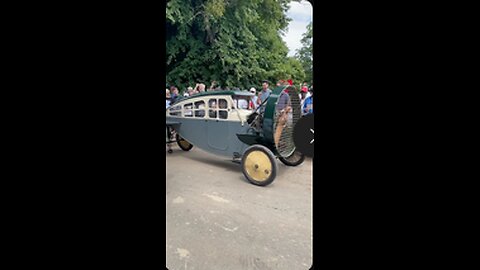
(166, 86, 304, 186)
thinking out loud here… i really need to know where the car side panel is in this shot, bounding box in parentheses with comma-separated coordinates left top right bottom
(167, 116, 250, 157)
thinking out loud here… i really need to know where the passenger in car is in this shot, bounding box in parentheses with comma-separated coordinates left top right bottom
(209, 100, 217, 109)
(218, 99, 227, 109)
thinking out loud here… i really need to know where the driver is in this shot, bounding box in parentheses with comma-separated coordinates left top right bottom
(258, 80, 272, 108)
(251, 80, 272, 121)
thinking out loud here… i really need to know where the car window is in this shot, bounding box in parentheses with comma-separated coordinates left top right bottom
(169, 105, 182, 116)
(218, 99, 227, 109)
(193, 101, 205, 118)
(209, 109, 217, 118)
(206, 98, 230, 119)
(184, 103, 193, 117)
(219, 110, 228, 119)
(233, 96, 253, 110)
(195, 101, 205, 109)
(194, 110, 205, 118)
(209, 99, 217, 109)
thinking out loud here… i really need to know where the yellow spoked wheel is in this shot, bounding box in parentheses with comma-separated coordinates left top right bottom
(176, 134, 193, 151)
(241, 145, 277, 186)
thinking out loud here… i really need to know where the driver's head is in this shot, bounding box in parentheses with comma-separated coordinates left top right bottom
(262, 80, 269, 90)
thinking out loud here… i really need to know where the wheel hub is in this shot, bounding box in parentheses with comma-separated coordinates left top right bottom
(244, 151, 272, 182)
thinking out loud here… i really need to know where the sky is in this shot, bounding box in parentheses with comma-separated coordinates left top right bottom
(283, 0, 313, 57)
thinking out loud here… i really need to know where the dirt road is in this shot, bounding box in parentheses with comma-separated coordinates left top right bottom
(166, 146, 312, 270)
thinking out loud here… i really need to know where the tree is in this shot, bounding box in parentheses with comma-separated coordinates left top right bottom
(166, 0, 296, 89)
(295, 21, 312, 84)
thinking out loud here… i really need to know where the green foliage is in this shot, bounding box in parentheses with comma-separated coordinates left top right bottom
(166, 0, 297, 89)
(294, 21, 313, 83)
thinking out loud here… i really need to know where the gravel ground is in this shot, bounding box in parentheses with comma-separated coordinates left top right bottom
(166, 145, 312, 270)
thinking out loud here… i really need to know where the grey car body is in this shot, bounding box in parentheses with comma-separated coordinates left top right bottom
(166, 90, 255, 158)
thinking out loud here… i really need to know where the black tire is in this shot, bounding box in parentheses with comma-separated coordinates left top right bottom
(241, 145, 278, 186)
(278, 150, 305, 166)
(176, 134, 193, 151)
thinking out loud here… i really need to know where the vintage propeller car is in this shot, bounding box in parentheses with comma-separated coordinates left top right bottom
(165, 85, 305, 186)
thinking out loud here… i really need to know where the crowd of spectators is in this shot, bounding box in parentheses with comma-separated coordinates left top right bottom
(166, 79, 313, 115)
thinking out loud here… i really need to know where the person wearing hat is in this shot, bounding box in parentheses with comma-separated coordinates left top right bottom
(249, 87, 258, 109)
(299, 85, 308, 110)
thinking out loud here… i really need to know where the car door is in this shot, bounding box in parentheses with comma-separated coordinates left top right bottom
(207, 97, 230, 151)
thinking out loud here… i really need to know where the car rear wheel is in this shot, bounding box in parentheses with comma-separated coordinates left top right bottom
(241, 145, 277, 186)
(279, 150, 305, 166)
(176, 134, 193, 151)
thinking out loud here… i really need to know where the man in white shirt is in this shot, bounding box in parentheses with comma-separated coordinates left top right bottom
(250, 87, 258, 109)
(184, 86, 193, 97)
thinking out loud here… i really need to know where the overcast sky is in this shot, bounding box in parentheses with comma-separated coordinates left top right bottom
(283, 0, 313, 57)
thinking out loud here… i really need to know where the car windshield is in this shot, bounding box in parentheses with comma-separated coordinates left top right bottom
(233, 95, 253, 110)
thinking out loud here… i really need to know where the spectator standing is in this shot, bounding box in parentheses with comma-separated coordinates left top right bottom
(184, 86, 193, 97)
(305, 83, 312, 99)
(209, 81, 217, 91)
(194, 83, 206, 93)
(303, 87, 313, 115)
(166, 89, 171, 108)
(300, 86, 308, 113)
(170, 86, 179, 104)
(249, 87, 258, 109)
